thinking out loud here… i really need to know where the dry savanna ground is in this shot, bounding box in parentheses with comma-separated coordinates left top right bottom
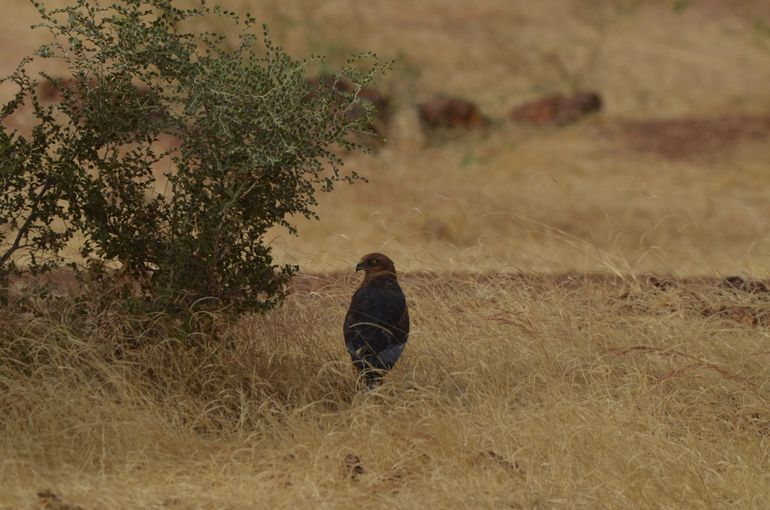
(2, 0, 770, 508)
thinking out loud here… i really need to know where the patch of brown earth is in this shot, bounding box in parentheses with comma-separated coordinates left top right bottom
(609, 115, 770, 160)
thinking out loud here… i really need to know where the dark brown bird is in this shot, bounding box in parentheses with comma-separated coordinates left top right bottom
(344, 253, 409, 389)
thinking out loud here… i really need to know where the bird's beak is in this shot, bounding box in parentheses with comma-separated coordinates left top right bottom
(355, 262, 365, 272)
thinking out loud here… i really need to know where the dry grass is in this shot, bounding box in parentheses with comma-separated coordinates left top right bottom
(252, 0, 770, 275)
(3, 0, 770, 508)
(2, 275, 770, 508)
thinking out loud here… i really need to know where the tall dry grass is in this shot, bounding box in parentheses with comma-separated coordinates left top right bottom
(2, 274, 770, 508)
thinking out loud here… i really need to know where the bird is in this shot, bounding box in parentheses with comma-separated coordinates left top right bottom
(343, 252, 409, 389)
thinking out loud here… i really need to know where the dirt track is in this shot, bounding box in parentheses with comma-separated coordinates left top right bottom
(291, 271, 769, 293)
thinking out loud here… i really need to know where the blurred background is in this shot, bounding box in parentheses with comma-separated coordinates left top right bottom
(3, 0, 770, 275)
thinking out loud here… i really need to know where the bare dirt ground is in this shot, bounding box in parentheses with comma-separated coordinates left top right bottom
(607, 115, 770, 161)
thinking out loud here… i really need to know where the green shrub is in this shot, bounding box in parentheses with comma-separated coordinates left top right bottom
(1, 0, 383, 311)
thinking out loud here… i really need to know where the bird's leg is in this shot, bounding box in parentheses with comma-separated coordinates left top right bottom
(365, 377, 381, 391)
(361, 366, 385, 391)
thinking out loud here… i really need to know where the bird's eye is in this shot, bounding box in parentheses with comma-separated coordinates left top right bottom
(369, 258, 379, 265)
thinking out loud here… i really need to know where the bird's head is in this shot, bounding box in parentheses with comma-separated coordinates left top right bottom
(356, 252, 397, 281)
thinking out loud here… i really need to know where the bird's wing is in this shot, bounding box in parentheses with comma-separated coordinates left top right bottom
(394, 301, 409, 345)
(344, 284, 408, 360)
